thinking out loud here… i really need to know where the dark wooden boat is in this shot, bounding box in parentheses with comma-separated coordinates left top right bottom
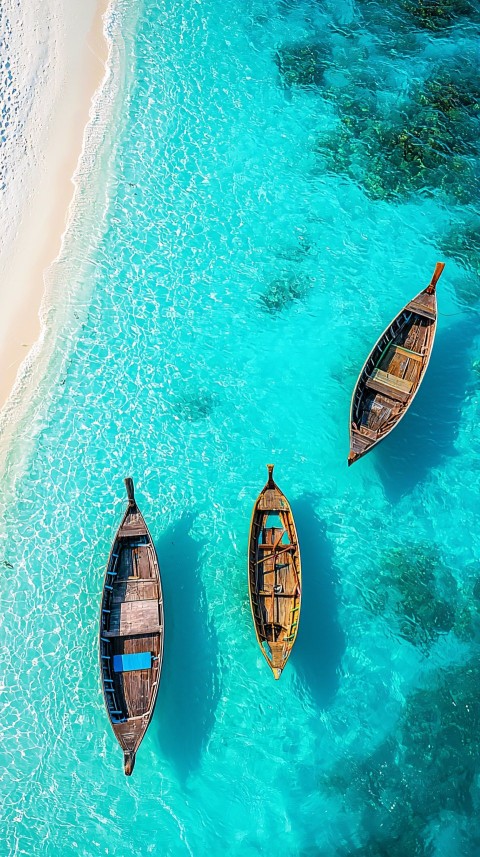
(99, 478, 164, 775)
(348, 262, 445, 466)
(248, 465, 301, 679)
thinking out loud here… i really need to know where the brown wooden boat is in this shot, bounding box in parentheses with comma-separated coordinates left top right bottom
(248, 465, 301, 679)
(348, 262, 445, 466)
(99, 478, 164, 775)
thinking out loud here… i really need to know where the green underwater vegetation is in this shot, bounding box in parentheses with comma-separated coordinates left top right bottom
(402, 660, 480, 815)
(347, 835, 433, 857)
(259, 273, 313, 313)
(274, 42, 328, 88)
(452, 275, 480, 308)
(274, 235, 312, 262)
(369, 544, 456, 649)
(313, 55, 480, 204)
(314, 127, 358, 176)
(450, 570, 480, 641)
(400, 0, 480, 31)
(440, 220, 480, 278)
(322, 659, 480, 854)
(419, 67, 480, 118)
(321, 739, 434, 855)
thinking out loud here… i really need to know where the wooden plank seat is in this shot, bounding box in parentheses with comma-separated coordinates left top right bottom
(366, 368, 412, 403)
(357, 424, 378, 440)
(405, 300, 436, 320)
(391, 344, 423, 362)
(112, 579, 158, 604)
(256, 545, 294, 566)
(103, 626, 163, 639)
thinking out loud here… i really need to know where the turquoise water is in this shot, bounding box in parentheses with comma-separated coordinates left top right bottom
(2, 0, 480, 854)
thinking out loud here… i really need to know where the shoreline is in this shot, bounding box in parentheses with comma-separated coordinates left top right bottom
(0, 0, 111, 411)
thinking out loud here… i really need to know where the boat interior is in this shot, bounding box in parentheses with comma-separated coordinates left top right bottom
(250, 508, 300, 670)
(100, 534, 163, 728)
(351, 304, 436, 455)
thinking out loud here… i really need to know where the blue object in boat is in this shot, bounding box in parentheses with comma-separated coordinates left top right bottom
(113, 652, 152, 673)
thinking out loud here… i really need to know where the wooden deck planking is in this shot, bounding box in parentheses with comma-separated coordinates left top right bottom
(132, 546, 152, 580)
(361, 314, 433, 437)
(118, 510, 148, 538)
(112, 579, 158, 604)
(256, 515, 299, 637)
(116, 547, 132, 581)
(100, 481, 165, 773)
(257, 489, 287, 511)
(248, 467, 302, 677)
(110, 599, 160, 636)
(366, 369, 412, 402)
(110, 632, 163, 720)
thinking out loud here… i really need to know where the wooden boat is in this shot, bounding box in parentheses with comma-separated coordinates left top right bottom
(248, 465, 301, 679)
(348, 262, 445, 466)
(99, 478, 164, 775)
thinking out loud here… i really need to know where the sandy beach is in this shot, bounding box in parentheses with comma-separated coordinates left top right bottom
(0, 0, 110, 411)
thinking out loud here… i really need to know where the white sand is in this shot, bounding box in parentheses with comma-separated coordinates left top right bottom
(0, 0, 110, 410)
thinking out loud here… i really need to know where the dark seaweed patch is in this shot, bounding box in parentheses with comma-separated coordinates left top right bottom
(347, 834, 433, 857)
(274, 235, 312, 262)
(172, 389, 216, 422)
(313, 56, 480, 204)
(452, 275, 480, 308)
(314, 127, 357, 176)
(259, 273, 312, 313)
(274, 43, 328, 88)
(369, 544, 456, 648)
(321, 740, 434, 855)
(402, 661, 480, 815)
(324, 660, 480, 854)
(440, 220, 480, 278)
(401, 0, 480, 31)
(419, 67, 480, 117)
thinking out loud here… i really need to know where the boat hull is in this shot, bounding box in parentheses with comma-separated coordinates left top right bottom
(248, 465, 301, 679)
(99, 479, 164, 775)
(348, 264, 444, 465)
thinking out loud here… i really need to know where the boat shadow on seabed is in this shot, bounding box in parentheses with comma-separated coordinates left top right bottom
(154, 513, 220, 782)
(376, 313, 480, 502)
(292, 493, 345, 709)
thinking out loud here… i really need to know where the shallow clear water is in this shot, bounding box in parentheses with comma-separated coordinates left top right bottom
(2, 0, 480, 854)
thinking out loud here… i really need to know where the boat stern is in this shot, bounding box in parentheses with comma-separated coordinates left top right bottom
(347, 451, 358, 467)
